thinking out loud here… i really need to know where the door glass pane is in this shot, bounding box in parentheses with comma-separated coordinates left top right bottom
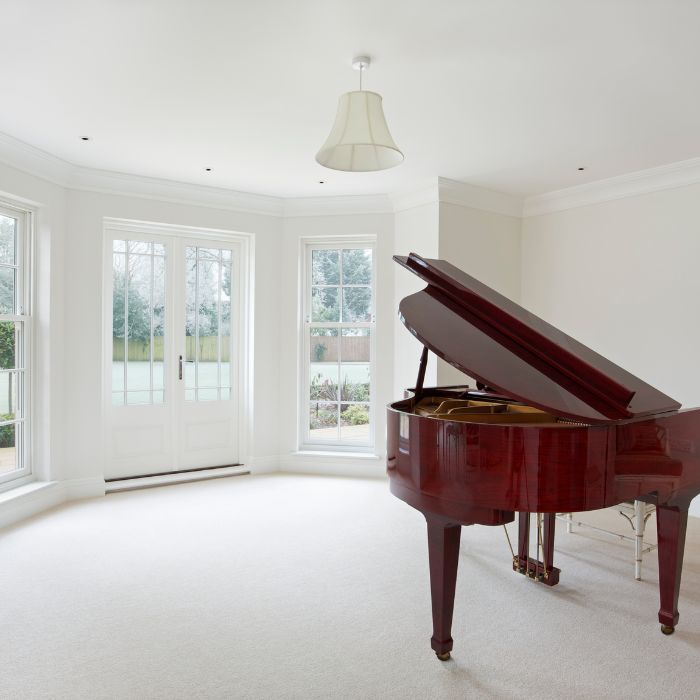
(185, 245, 233, 402)
(112, 239, 166, 405)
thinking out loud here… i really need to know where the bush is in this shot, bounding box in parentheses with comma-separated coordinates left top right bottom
(0, 414, 14, 448)
(341, 405, 369, 425)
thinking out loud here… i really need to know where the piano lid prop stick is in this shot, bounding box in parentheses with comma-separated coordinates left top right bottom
(414, 345, 429, 402)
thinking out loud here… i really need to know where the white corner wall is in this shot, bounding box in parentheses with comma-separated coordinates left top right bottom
(521, 183, 700, 516)
(0, 162, 67, 487)
(280, 212, 394, 477)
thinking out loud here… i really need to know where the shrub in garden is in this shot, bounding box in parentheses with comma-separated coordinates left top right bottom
(341, 404, 369, 425)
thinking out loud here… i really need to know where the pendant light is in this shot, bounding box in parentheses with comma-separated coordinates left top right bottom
(315, 56, 404, 172)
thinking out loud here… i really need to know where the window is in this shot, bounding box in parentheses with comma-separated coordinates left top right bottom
(302, 242, 375, 450)
(0, 204, 31, 486)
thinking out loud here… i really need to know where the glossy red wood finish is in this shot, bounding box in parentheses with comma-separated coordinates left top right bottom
(395, 253, 680, 423)
(387, 390, 700, 655)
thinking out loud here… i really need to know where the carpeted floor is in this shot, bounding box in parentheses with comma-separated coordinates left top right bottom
(1, 474, 699, 699)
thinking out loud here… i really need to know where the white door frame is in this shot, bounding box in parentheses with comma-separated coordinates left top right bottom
(101, 218, 254, 478)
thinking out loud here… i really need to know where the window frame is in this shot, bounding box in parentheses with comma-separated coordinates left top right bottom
(299, 237, 376, 453)
(0, 201, 33, 490)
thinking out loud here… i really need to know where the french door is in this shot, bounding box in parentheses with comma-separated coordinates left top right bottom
(104, 225, 246, 480)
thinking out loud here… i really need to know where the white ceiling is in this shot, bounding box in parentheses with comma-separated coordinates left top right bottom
(2, 0, 700, 199)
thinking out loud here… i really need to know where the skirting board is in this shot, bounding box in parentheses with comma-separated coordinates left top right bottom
(280, 452, 387, 479)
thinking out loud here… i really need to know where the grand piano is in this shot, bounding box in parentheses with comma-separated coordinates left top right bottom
(387, 253, 700, 660)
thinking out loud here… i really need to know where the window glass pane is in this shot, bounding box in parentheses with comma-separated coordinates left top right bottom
(0, 321, 16, 369)
(0, 267, 15, 314)
(152, 391, 164, 404)
(185, 389, 195, 401)
(340, 403, 370, 443)
(340, 365, 370, 402)
(0, 215, 16, 266)
(311, 286, 339, 322)
(342, 248, 372, 284)
(113, 239, 126, 252)
(128, 240, 151, 254)
(112, 393, 124, 406)
(153, 243, 165, 256)
(126, 391, 151, 405)
(310, 361, 339, 401)
(185, 362, 196, 390)
(312, 249, 339, 285)
(185, 246, 233, 400)
(0, 421, 17, 475)
(342, 287, 371, 322)
(309, 327, 338, 362)
(220, 388, 231, 400)
(309, 401, 338, 440)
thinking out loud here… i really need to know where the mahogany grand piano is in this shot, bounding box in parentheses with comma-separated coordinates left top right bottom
(387, 253, 700, 660)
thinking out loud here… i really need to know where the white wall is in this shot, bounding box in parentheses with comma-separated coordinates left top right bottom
(392, 203, 439, 396)
(64, 189, 283, 484)
(437, 202, 522, 386)
(521, 183, 700, 515)
(280, 212, 394, 476)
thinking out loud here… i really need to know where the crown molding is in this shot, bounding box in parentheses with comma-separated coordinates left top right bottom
(282, 193, 393, 217)
(0, 132, 74, 187)
(390, 179, 440, 214)
(437, 177, 523, 218)
(67, 166, 285, 217)
(523, 156, 700, 217)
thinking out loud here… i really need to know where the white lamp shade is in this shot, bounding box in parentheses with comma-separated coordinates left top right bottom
(315, 90, 404, 172)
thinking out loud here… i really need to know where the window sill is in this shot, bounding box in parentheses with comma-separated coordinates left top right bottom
(292, 450, 382, 461)
(0, 480, 64, 529)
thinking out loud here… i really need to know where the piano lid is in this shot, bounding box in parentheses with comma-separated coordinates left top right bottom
(395, 253, 681, 423)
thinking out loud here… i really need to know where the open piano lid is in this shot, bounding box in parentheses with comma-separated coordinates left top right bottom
(396, 253, 681, 424)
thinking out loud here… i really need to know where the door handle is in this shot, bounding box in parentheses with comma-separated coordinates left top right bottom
(178, 355, 194, 380)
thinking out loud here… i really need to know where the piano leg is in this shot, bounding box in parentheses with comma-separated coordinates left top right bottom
(425, 514, 461, 661)
(656, 503, 689, 634)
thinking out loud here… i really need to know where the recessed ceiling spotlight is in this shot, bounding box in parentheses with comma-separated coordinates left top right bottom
(204, 167, 212, 172)
(578, 167, 585, 171)
(80, 136, 90, 141)
(318, 180, 326, 184)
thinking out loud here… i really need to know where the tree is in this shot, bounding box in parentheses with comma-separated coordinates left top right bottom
(311, 248, 372, 322)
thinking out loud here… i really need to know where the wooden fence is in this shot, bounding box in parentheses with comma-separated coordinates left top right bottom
(310, 335, 369, 363)
(113, 335, 230, 362)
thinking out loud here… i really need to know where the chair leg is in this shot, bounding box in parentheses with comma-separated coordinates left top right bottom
(634, 500, 645, 581)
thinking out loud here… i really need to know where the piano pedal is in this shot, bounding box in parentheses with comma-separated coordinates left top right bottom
(513, 557, 561, 586)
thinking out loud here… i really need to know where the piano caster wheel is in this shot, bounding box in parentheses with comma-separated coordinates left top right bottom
(661, 625, 675, 635)
(436, 652, 451, 661)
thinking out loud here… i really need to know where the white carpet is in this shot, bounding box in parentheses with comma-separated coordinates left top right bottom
(1, 474, 699, 699)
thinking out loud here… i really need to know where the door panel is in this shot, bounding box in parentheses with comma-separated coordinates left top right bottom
(105, 232, 241, 480)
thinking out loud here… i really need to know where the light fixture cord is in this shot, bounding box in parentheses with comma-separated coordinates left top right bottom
(359, 64, 363, 91)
